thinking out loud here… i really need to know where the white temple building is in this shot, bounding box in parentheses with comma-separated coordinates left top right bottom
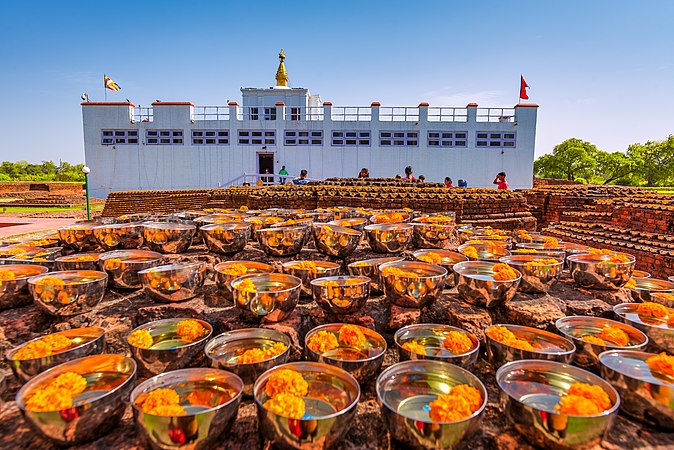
(81, 50, 538, 198)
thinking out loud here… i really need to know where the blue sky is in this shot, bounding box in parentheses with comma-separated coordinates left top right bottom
(0, 0, 672, 163)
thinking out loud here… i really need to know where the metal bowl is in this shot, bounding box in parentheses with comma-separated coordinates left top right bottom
(628, 277, 674, 303)
(127, 318, 213, 375)
(498, 255, 564, 294)
(27, 270, 108, 317)
(282, 260, 342, 297)
(560, 242, 593, 258)
(614, 303, 674, 353)
(496, 359, 620, 450)
(138, 262, 207, 302)
(22, 237, 60, 248)
(16, 354, 136, 445)
(58, 223, 100, 252)
(205, 328, 291, 396)
(513, 231, 542, 243)
(311, 276, 370, 315)
(379, 261, 447, 309)
(0, 264, 49, 309)
(555, 315, 648, 372)
(55, 252, 101, 271)
(377, 359, 487, 449)
(256, 226, 309, 257)
(394, 324, 479, 367)
(143, 222, 195, 254)
(485, 324, 575, 366)
(411, 222, 456, 249)
(412, 249, 468, 288)
(232, 273, 302, 322)
(650, 292, 674, 308)
(453, 261, 521, 308)
(131, 367, 244, 449)
(516, 242, 564, 253)
(6, 327, 105, 383)
(364, 223, 414, 253)
(599, 349, 674, 429)
(99, 249, 163, 289)
(347, 256, 405, 293)
(214, 260, 274, 302)
(93, 222, 144, 250)
(312, 223, 361, 258)
(254, 361, 360, 449)
(244, 216, 285, 233)
(201, 222, 251, 254)
(117, 213, 150, 223)
(305, 323, 385, 383)
(458, 243, 511, 262)
(468, 234, 512, 246)
(370, 211, 411, 224)
(328, 218, 368, 233)
(632, 270, 651, 278)
(568, 252, 636, 290)
(270, 217, 314, 229)
(0, 245, 46, 260)
(510, 248, 567, 261)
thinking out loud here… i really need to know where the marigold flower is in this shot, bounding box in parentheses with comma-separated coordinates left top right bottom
(555, 382, 611, 415)
(637, 302, 669, 319)
(289, 261, 318, 272)
(188, 389, 218, 408)
(265, 369, 308, 398)
(0, 270, 16, 281)
(652, 292, 674, 302)
(381, 267, 418, 278)
(462, 246, 479, 260)
(263, 392, 306, 419)
(128, 329, 154, 349)
(600, 326, 630, 346)
(417, 216, 453, 223)
(339, 324, 367, 347)
(35, 276, 66, 288)
(624, 278, 637, 289)
(221, 263, 249, 277)
(50, 372, 88, 396)
(13, 334, 73, 360)
(72, 255, 97, 261)
(239, 342, 287, 364)
(523, 258, 560, 270)
(443, 331, 473, 354)
(146, 404, 187, 416)
(25, 386, 73, 412)
(235, 278, 257, 294)
(176, 319, 205, 342)
(138, 388, 182, 414)
(513, 248, 538, 254)
(402, 340, 426, 355)
(307, 330, 340, 353)
(428, 384, 481, 422)
(646, 353, 674, 376)
(376, 212, 406, 223)
(350, 261, 370, 267)
(583, 335, 606, 345)
(486, 326, 534, 351)
(418, 252, 443, 265)
(542, 237, 559, 249)
(492, 264, 519, 281)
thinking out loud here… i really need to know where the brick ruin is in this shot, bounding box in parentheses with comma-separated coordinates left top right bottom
(0, 182, 88, 208)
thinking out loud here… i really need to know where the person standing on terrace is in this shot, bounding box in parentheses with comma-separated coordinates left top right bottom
(358, 168, 369, 178)
(403, 166, 416, 182)
(278, 165, 288, 184)
(293, 169, 309, 185)
(444, 177, 453, 188)
(493, 172, 509, 190)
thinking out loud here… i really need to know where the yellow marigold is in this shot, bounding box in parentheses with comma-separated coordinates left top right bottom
(513, 248, 538, 254)
(653, 292, 674, 301)
(128, 329, 154, 349)
(0, 270, 16, 281)
(239, 205, 249, 211)
(597, 253, 631, 265)
(146, 404, 187, 416)
(542, 237, 559, 249)
(263, 392, 306, 419)
(13, 334, 73, 360)
(35, 276, 66, 288)
(600, 326, 630, 346)
(235, 278, 257, 294)
(486, 326, 534, 351)
(339, 324, 367, 347)
(646, 352, 674, 376)
(637, 302, 669, 319)
(417, 216, 453, 223)
(289, 261, 318, 272)
(518, 232, 533, 240)
(419, 252, 443, 265)
(307, 331, 339, 353)
(25, 386, 73, 412)
(221, 263, 249, 277)
(462, 246, 479, 260)
(239, 342, 286, 364)
(555, 395, 603, 416)
(583, 335, 606, 345)
(402, 340, 426, 355)
(49, 372, 88, 396)
(492, 263, 519, 281)
(72, 255, 97, 261)
(428, 384, 482, 422)
(350, 261, 370, 267)
(443, 331, 473, 354)
(567, 382, 611, 411)
(176, 319, 205, 342)
(138, 388, 181, 413)
(624, 278, 637, 289)
(381, 266, 418, 278)
(588, 248, 614, 255)
(376, 212, 406, 223)
(265, 369, 308, 398)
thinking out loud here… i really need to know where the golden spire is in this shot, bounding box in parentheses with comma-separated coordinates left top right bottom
(275, 48, 289, 87)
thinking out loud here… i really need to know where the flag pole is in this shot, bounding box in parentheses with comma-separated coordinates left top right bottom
(104, 74, 107, 101)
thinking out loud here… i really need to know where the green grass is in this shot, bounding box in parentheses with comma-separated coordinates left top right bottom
(644, 187, 674, 194)
(0, 204, 104, 213)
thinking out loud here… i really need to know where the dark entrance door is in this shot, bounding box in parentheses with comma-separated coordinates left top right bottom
(258, 153, 274, 184)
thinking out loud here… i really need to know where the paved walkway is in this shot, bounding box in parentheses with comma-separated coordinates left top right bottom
(0, 217, 75, 238)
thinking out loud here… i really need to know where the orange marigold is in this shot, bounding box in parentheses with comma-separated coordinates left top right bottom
(462, 246, 479, 260)
(402, 340, 426, 355)
(239, 342, 287, 364)
(492, 263, 519, 281)
(139, 388, 181, 412)
(265, 369, 308, 398)
(583, 335, 606, 346)
(646, 352, 674, 376)
(221, 263, 249, 277)
(263, 392, 306, 419)
(49, 372, 87, 396)
(35, 276, 66, 288)
(25, 386, 73, 412)
(556, 382, 611, 416)
(147, 404, 187, 416)
(128, 329, 154, 349)
(235, 278, 257, 294)
(428, 384, 482, 422)
(442, 331, 473, 354)
(588, 248, 614, 255)
(176, 319, 205, 342)
(13, 334, 73, 360)
(624, 278, 637, 289)
(0, 270, 16, 281)
(381, 266, 418, 278)
(513, 248, 538, 254)
(339, 324, 367, 348)
(567, 383, 611, 410)
(307, 330, 339, 353)
(290, 261, 318, 272)
(542, 237, 559, 249)
(600, 326, 630, 346)
(523, 258, 560, 270)
(637, 302, 669, 319)
(418, 252, 443, 265)
(486, 326, 534, 351)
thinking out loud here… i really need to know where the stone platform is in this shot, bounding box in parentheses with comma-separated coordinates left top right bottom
(1, 242, 673, 449)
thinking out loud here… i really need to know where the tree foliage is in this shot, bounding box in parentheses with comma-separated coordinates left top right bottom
(0, 160, 85, 183)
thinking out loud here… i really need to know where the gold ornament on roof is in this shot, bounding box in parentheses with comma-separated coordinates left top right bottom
(276, 49, 289, 87)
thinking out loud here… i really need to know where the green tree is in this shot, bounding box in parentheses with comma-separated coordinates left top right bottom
(595, 151, 638, 185)
(534, 138, 599, 181)
(627, 136, 674, 186)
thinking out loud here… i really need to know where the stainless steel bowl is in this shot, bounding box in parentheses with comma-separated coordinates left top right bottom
(568, 252, 636, 290)
(556, 315, 648, 371)
(131, 367, 244, 449)
(282, 260, 342, 297)
(58, 223, 101, 252)
(28, 270, 108, 317)
(347, 256, 405, 293)
(614, 303, 674, 353)
(632, 269, 651, 278)
(99, 249, 163, 289)
(412, 249, 468, 288)
(516, 242, 564, 253)
(458, 243, 511, 262)
(93, 222, 144, 250)
(256, 226, 309, 257)
(0, 245, 46, 261)
(232, 273, 302, 322)
(485, 324, 575, 366)
(0, 264, 49, 309)
(117, 213, 150, 223)
(16, 354, 136, 445)
(305, 323, 386, 383)
(54, 252, 101, 271)
(22, 237, 60, 248)
(364, 223, 414, 253)
(201, 222, 252, 254)
(6, 327, 105, 383)
(379, 261, 447, 309)
(138, 262, 207, 302)
(628, 277, 674, 303)
(312, 223, 361, 258)
(453, 261, 521, 308)
(394, 324, 479, 367)
(599, 349, 674, 429)
(650, 292, 674, 308)
(244, 216, 285, 233)
(498, 255, 564, 294)
(254, 361, 360, 449)
(214, 260, 274, 302)
(377, 359, 487, 449)
(205, 328, 291, 396)
(143, 222, 196, 254)
(311, 276, 370, 315)
(496, 359, 620, 450)
(561, 242, 593, 258)
(411, 221, 457, 249)
(270, 217, 314, 229)
(127, 318, 213, 375)
(328, 218, 368, 233)
(370, 211, 411, 224)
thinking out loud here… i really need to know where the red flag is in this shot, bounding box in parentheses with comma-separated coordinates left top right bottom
(520, 75, 529, 100)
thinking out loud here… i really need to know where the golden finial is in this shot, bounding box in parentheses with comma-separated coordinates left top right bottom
(275, 48, 289, 87)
